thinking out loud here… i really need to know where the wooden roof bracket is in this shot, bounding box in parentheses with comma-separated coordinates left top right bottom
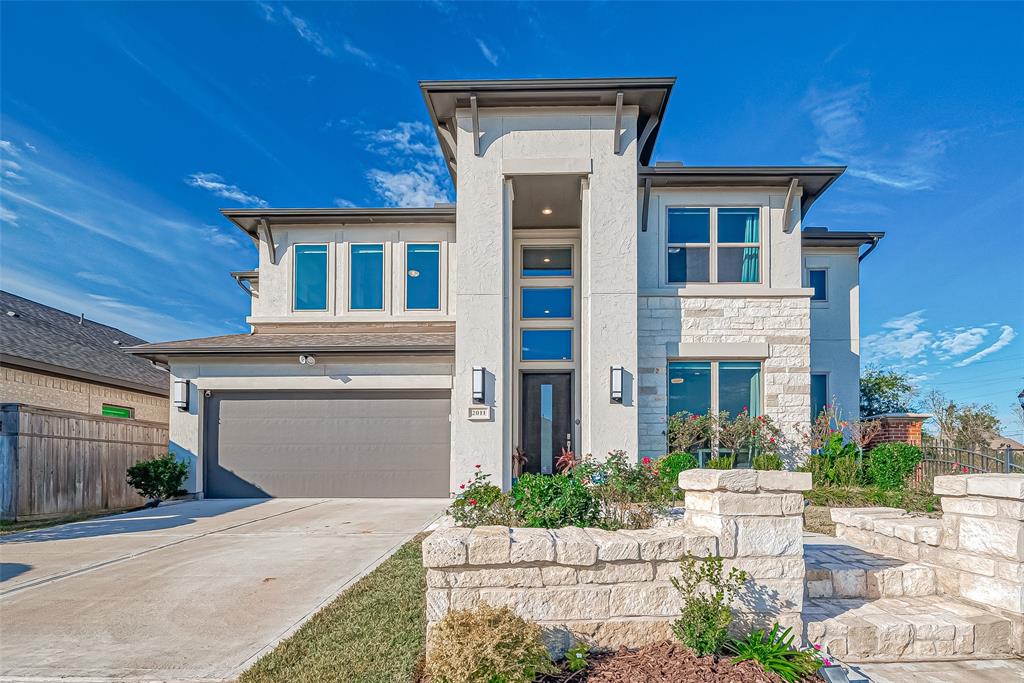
(613, 91, 624, 155)
(259, 217, 277, 264)
(470, 93, 481, 156)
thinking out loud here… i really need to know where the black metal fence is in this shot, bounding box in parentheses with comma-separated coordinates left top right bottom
(916, 442, 1023, 488)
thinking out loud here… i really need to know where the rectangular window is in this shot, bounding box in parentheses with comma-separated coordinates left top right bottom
(406, 243, 440, 310)
(521, 287, 572, 319)
(667, 360, 763, 418)
(811, 373, 828, 420)
(808, 269, 827, 301)
(350, 244, 384, 310)
(521, 329, 573, 361)
(294, 244, 328, 311)
(102, 404, 134, 419)
(522, 247, 572, 277)
(667, 207, 760, 284)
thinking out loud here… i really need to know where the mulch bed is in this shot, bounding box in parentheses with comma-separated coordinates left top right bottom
(540, 641, 784, 683)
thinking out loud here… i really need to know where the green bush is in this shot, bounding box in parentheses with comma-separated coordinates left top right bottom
(752, 453, 784, 471)
(671, 554, 748, 656)
(426, 604, 554, 683)
(657, 452, 699, 488)
(706, 455, 734, 470)
(727, 624, 819, 683)
(866, 442, 923, 491)
(126, 453, 189, 501)
(510, 473, 601, 528)
(449, 469, 519, 527)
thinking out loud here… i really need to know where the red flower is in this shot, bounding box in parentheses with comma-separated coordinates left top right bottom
(962, 466, 968, 473)
(469, 499, 477, 506)
(474, 464, 481, 469)
(459, 484, 465, 489)
(742, 406, 748, 412)
(690, 414, 699, 421)
(642, 456, 652, 465)
(769, 437, 776, 443)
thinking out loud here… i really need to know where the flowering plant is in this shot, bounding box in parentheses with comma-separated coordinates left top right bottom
(448, 467, 517, 527)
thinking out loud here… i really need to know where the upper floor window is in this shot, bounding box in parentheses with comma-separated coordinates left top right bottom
(406, 243, 440, 310)
(808, 269, 827, 302)
(350, 243, 384, 310)
(294, 244, 328, 311)
(667, 207, 760, 284)
(521, 287, 572, 319)
(522, 246, 572, 277)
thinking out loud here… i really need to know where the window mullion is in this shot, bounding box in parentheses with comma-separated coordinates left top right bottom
(710, 208, 718, 283)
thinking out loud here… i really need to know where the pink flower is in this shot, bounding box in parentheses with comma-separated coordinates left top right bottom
(962, 466, 969, 473)
(823, 658, 832, 667)
(742, 406, 748, 412)
(459, 484, 465, 489)
(769, 437, 776, 444)
(474, 464, 481, 469)
(813, 643, 821, 651)
(642, 456, 652, 465)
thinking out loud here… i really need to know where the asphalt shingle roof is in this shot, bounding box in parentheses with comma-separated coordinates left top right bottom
(0, 290, 168, 394)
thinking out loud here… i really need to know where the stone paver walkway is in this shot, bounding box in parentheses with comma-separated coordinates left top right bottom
(852, 658, 1024, 683)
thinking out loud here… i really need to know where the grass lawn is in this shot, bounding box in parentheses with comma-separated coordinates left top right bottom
(0, 509, 127, 536)
(239, 533, 429, 683)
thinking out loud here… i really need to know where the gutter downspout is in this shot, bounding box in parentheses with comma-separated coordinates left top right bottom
(858, 236, 881, 262)
(640, 176, 652, 232)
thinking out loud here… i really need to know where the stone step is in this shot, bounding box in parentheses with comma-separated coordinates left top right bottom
(804, 596, 1014, 663)
(805, 543, 937, 599)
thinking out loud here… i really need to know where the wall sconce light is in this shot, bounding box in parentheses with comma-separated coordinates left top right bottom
(472, 366, 486, 404)
(173, 379, 190, 411)
(610, 365, 624, 403)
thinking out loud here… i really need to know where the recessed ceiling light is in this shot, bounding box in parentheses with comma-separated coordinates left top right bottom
(408, 269, 420, 278)
(541, 208, 553, 215)
(543, 310, 550, 314)
(542, 257, 551, 263)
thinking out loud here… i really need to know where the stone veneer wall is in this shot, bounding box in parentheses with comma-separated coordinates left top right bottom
(422, 470, 811, 657)
(832, 473, 1024, 653)
(637, 295, 810, 461)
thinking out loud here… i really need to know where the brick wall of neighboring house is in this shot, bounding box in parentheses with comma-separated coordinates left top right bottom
(863, 413, 929, 450)
(0, 366, 168, 423)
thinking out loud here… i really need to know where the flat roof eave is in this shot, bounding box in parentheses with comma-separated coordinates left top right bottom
(221, 206, 457, 236)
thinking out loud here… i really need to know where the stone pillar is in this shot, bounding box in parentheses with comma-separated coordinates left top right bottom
(863, 413, 930, 450)
(932, 473, 1024, 653)
(678, 469, 812, 636)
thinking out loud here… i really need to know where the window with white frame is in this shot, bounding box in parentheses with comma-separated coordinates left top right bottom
(293, 244, 329, 311)
(405, 243, 440, 310)
(666, 207, 761, 284)
(349, 243, 384, 310)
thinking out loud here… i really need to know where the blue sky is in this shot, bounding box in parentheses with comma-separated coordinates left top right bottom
(1, 1, 1022, 432)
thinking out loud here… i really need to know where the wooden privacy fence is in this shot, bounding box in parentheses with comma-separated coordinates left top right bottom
(0, 403, 169, 520)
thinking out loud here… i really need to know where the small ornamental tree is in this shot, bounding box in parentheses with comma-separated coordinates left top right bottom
(126, 453, 189, 503)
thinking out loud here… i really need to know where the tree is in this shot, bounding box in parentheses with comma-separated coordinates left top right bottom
(924, 390, 1001, 449)
(860, 367, 917, 417)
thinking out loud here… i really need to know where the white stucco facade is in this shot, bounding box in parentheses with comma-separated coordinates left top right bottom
(137, 77, 878, 498)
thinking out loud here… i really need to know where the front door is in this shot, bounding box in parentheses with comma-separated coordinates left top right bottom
(520, 373, 573, 475)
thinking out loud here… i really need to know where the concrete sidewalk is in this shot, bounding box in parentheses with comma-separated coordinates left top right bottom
(0, 497, 447, 681)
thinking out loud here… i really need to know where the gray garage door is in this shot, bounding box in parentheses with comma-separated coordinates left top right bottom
(204, 390, 450, 498)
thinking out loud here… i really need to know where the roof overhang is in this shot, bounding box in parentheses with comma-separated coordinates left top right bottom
(801, 228, 886, 248)
(421, 77, 676, 183)
(221, 207, 457, 239)
(0, 353, 168, 396)
(638, 165, 846, 218)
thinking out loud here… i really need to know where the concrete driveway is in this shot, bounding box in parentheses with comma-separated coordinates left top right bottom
(0, 498, 447, 682)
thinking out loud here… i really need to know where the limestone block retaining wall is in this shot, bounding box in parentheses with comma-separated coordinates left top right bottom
(832, 473, 1024, 653)
(422, 470, 811, 656)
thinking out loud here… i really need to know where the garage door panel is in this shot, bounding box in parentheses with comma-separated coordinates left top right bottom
(205, 391, 450, 498)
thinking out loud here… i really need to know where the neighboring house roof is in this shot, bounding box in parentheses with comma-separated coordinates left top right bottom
(986, 431, 1024, 451)
(124, 328, 456, 364)
(638, 165, 846, 218)
(421, 77, 676, 181)
(0, 290, 168, 395)
(801, 227, 886, 247)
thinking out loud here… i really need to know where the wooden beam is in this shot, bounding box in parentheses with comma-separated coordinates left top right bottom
(636, 114, 660, 161)
(781, 178, 798, 234)
(259, 217, 277, 264)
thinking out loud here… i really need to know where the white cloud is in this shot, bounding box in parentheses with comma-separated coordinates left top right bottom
(862, 310, 933, 362)
(342, 39, 376, 68)
(803, 82, 952, 191)
(0, 204, 17, 225)
(476, 38, 499, 66)
(367, 162, 450, 207)
(954, 326, 1016, 367)
(0, 140, 16, 155)
(261, 3, 378, 69)
(185, 172, 268, 207)
(333, 198, 357, 208)
(934, 326, 988, 358)
(23, 142, 37, 153)
(280, 5, 333, 57)
(76, 270, 123, 287)
(197, 224, 242, 248)
(364, 121, 436, 156)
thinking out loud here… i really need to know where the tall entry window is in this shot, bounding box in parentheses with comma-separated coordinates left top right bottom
(667, 207, 761, 284)
(406, 243, 440, 310)
(294, 244, 328, 311)
(350, 244, 384, 310)
(667, 360, 763, 418)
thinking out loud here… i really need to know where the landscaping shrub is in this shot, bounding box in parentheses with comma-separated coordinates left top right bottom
(705, 455, 734, 470)
(667, 411, 714, 454)
(656, 451, 698, 497)
(125, 453, 189, 502)
(426, 604, 554, 683)
(866, 442, 923, 491)
(449, 468, 519, 527)
(804, 484, 939, 514)
(671, 554, 748, 656)
(573, 451, 669, 529)
(752, 453, 784, 471)
(727, 624, 819, 683)
(510, 473, 601, 528)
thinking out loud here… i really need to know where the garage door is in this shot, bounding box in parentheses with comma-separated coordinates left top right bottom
(204, 390, 450, 498)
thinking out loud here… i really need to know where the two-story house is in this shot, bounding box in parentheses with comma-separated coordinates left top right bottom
(127, 77, 883, 499)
